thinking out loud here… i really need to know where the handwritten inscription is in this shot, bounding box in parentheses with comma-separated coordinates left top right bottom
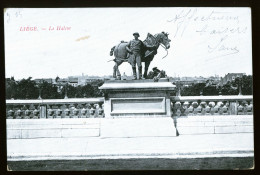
(167, 9, 240, 37)
(167, 9, 248, 60)
(207, 35, 239, 59)
(5, 10, 22, 23)
(196, 25, 247, 36)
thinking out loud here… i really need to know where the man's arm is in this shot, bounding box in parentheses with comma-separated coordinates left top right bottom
(126, 41, 133, 54)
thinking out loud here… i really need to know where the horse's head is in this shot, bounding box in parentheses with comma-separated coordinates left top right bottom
(155, 32, 171, 49)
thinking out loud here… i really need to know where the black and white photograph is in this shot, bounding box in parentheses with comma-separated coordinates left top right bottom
(4, 7, 254, 170)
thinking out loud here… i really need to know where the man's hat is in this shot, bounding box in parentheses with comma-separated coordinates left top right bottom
(133, 32, 140, 37)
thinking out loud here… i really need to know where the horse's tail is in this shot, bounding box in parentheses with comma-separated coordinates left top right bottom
(110, 46, 116, 56)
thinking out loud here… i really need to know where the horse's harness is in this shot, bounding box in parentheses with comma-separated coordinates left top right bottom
(146, 33, 168, 59)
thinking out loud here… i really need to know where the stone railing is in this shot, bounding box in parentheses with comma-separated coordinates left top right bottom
(6, 95, 253, 119)
(171, 95, 253, 117)
(6, 98, 105, 119)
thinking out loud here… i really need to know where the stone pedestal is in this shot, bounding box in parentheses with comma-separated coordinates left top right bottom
(99, 79, 177, 137)
(99, 79, 176, 117)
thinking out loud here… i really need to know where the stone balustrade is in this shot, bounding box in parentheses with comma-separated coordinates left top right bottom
(6, 98, 105, 119)
(6, 95, 253, 119)
(171, 95, 253, 117)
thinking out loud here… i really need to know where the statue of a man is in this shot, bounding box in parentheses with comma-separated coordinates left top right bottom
(126, 32, 145, 80)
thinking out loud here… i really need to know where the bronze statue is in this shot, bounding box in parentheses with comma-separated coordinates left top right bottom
(109, 32, 171, 80)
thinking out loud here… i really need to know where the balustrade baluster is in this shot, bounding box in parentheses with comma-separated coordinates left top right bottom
(32, 105, 40, 119)
(89, 104, 95, 118)
(242, 100, 248, 115)
(94, 104, 99, 118)
(200, 101, 206, 115)
(237, 101, 244, 115)
(246, 100, 253, 115)
(205, 102, 211, 115)
(64, 104, 70, 118)
(47, 105, 54, 118)
(56, 104, 62, 118)
(84, 104, 90, 118)
(16, 105, 23, 119)
(209, 101, 215, 115)
(192, 101, 198, 115)
(7, 105, 15, 119)
(72, 103, 79, 118)
(80, 104, 87, 118)
(24, 105, 31, 119)
(187, 102, 193, 116)
(222, 101, 228, 115)
(213, 102, 220, 115)
(183, 101, 189, 116)
(217, 101, 224, 115)
(196, 102, 202, 115)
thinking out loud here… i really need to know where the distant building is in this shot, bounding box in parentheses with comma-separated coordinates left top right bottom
(85, 77, 104, 83)
(220, 73, 246, 86)
(68, 77, 78, 87)
(57, 78, 69, 84)
(56, 78, 69, 92)
(70, 74, 105, 86)
(33, 78, 52, 84)
(169, 76, 207, 87)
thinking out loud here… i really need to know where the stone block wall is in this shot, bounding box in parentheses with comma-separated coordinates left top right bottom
(176, 115, 253, 135)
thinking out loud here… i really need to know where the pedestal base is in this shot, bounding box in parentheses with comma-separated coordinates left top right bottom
(100, 80, 176, 118)
(99, 80, 177, 137)
(101, 117, 177, 137)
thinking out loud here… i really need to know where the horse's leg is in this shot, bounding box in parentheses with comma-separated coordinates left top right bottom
(115, 60, 123, 80)
(144, 60, 151, 79)
(113, 61, 117, 78)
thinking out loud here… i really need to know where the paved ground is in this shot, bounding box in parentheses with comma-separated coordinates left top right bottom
(7, 157, 254, 170)
(7, 133, 254, 160)
(7, 133, 254, 170)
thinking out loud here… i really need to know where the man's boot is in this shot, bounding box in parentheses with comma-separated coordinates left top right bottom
(138, 67, 142, 79)
(132, 67, 137, 80)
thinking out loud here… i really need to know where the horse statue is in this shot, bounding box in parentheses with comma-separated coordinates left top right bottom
(109, 32, 171, 79)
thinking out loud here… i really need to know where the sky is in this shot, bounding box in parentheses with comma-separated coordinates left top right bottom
(4, 8, 252, 79)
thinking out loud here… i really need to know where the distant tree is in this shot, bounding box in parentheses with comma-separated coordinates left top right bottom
(15, 77, 38, 99)
(203, 85, 219, 96)
(79, 84, 95, 97)
(181, 83, 206, 96)
(55, 76, 60, 83)
(220, 83, 238, 95)
(39, 81, 61, 99)
(5, 76, 17, 99)
(232, 75, 252, 95)
(66, 84, 78, 98)
(90, 80, 104, 97)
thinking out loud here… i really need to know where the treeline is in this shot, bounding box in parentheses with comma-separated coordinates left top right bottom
(5, 77, 104, 99)
(180, 75, 253, 96)
(5, 75, 253, 99)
